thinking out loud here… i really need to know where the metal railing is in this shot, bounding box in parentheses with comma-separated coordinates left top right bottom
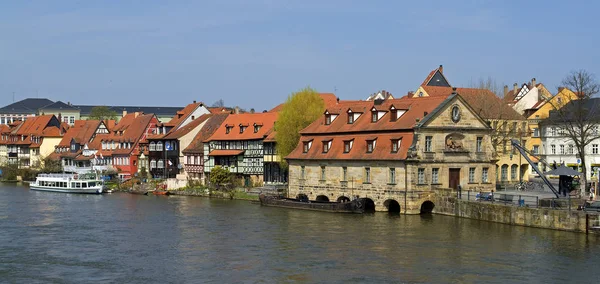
(458, 190, 540, 208)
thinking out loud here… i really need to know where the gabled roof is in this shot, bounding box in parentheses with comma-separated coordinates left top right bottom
(13, 115, 61, 137)
(162, 113, 213, 140)
(39, 101, 79, 111)
(205, 112, 278, 142)
(108, 113, 157, 155)
(421, 65, 451, 87)
(56, 120, 102, 148)
(183, 113, 229, 154)
(544, 98, 600, 123)
(163, 102, 205, 128)
(421, 86, 525, 121)
(0, 98, 54, 114)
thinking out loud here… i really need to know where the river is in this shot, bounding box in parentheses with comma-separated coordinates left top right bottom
(0, 183, 599, 283)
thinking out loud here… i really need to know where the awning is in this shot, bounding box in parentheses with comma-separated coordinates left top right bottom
(208, 149, 245, 156)
(545, 165, 582, 176)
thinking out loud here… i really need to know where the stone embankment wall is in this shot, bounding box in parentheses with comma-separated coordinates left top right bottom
(432, 188, 599, 233)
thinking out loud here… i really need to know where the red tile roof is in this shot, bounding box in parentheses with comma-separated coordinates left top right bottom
(164, 102, 204, 128)
(300, 96, 450, 135)
(205, 112, 278, 142)
(162, 114, 213, 140)
(57, 120, 102, 147)
(208, 149, 245, 156)
(287, 133, 413, 161)
(183, 113, 229, 154)
(421, 86, 525, 120)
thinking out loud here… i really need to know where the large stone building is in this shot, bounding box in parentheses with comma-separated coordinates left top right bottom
(412, 66, 528, 184)
(286, 92, 496, 213)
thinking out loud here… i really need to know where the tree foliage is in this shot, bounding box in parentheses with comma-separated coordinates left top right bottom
(275, 87, 326, 167)
(40, 156, 63, 173)
(547, 70, 600, 195)
(210, 166, 232, 187)
(88, 106, 118, 120)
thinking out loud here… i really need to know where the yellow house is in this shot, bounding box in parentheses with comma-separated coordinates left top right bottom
(525, 87, 578, 177)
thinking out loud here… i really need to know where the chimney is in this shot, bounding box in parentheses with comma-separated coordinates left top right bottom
(531, 78, 537, 87)
(451, 87, 457, 94)
(336, 97, 340, 104)
(438, 65, 443, 74)
(191, 115, 195, 120)
(513, 83, 518, 94)
(503, 85, 508, 97)
(250, 108, 255, 114)
(193, 100, 196, 104)
(234, 106, 240, 114)
(122, 109, 127, 118)
(58, 113, 62, 122)
(134, 112, 140, 118)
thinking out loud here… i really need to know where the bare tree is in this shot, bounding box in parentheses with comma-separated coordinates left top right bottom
(212, 99, 225, 107)
(546, 70, 600, 196)
(467, 78, 526, 161)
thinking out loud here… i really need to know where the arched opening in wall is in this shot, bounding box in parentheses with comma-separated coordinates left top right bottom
(315, 195, 329, 202)
(420, 201, 435, 214)
(383, 199, 401, 213)
(337, 196, 350, 203)
(296, 194, 309, 202)
(363, 198, 376, 212)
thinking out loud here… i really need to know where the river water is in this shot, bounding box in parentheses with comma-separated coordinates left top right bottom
(1, 183, 599, 283)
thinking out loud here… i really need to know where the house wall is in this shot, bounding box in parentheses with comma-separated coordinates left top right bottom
(175, 106, 211, 131)
(0, 144, 7, 164)
(44, 110, 80, 126)
(541, 125, 600, 180)
(513, 87, 539, 115)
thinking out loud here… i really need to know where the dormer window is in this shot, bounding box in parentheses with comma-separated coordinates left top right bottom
(254, 123, 262, 133)
(302, 140, 313, 153)
(367, 140, 376, 153)
(322, 140, 332, 153)
(371, 111, 378, 123)
(239, 125, 247, 133)
(391, 139, 400, 153)
(390, 108, 397, 122)
(325, 114, 332, 125)
(343, 140, 353, 153)
(226, 126, 233, 134)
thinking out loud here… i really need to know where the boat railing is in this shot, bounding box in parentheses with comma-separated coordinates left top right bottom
(37, 173, 101, 181)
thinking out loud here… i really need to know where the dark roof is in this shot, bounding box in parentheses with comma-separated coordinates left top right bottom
(0, 98, 55, 114)
(74, 105, 183, 116)
(39, 101, 79, 111)
(544, 98, 600, 124)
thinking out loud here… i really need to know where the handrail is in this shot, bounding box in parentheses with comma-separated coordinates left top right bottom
(511, 139, 559, 198)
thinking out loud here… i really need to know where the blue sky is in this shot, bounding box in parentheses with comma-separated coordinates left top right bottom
(1, 0, 598, 111)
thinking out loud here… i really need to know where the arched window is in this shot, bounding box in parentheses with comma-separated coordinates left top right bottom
(511, 165, 518, 181)
(157, 142, 163, 151)
(150, 160, 156, 169)
(157, 159, 164, 168)
(149, 142, 156, 151)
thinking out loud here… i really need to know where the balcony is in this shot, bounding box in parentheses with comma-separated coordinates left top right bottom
(18, 153, 30, 159)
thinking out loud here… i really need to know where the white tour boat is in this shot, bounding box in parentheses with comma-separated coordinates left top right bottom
(29, 173, 104, 194)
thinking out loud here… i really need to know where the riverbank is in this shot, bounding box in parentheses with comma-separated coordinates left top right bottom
(433, 188, 600, 235)
(112, 187, 260, 201)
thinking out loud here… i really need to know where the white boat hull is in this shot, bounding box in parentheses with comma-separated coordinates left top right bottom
(29, 185, 103, 194)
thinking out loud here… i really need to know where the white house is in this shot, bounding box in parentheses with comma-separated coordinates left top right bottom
(540, 98, 600, 180)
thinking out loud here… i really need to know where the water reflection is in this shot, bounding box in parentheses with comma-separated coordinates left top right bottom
(0, 184, 599, 283)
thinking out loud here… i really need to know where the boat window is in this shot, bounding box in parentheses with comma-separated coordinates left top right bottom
(89, 182, 95, 187)
(82, 182, 87, 188)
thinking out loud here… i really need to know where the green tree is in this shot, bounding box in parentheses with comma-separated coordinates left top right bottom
(88, 106, 118, 120)
(275, 87, 326, 167)
(40, 156, 63, 173)
(210, 166, 232, 188)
